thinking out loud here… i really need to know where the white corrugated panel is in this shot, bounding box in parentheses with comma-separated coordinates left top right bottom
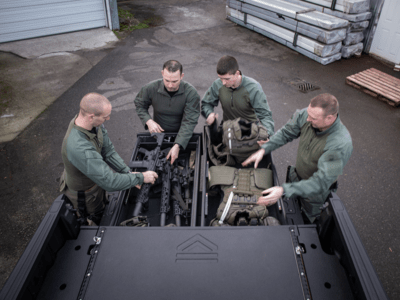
(0, 0, 107, 43)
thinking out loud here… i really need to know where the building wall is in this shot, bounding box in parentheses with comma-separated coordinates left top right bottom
(364, 0, 385, 53)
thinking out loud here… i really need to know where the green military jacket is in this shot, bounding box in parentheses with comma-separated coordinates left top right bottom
(61, 116, 144, 192)
(134, 79, 200, 149)
(261, 108, 353, 202)
(201, 73, 274, 135)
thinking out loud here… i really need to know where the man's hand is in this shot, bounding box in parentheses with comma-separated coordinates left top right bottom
(242, 148, 265, 169)
(257, 187, 284, 206)
(142, 171, 158, 185)
(146, 119, 164, 134)
(257, 139, 269, 146)
(206, 113, 218, 126)
(166, 144, 180, 165)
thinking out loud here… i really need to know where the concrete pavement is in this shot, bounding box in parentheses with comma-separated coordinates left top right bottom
(0, 28, 119, 142)
(1, 0, 400, 299)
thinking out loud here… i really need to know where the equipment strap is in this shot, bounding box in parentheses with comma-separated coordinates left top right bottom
(331, 0, 337, 11)
(219, 191, 234, 225)
(77, 191, 88, 225)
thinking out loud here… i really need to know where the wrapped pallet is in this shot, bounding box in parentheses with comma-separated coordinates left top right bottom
(341, 42, 363, 58)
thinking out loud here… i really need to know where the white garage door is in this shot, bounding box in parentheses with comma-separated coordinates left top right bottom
(370, 0, 400, 65)
(0, 0, 108, 44)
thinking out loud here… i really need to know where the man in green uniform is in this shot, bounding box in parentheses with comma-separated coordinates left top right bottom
(201, 55, 274, 137)
(61, 93, 158, 225)
(134, 60, 200, 164)
(242, 93, 353, 223)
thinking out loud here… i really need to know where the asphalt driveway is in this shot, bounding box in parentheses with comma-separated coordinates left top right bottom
(1, 0, 399, 298)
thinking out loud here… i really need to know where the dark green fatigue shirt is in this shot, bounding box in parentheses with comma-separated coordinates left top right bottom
(61, 116, 144, 192)
(201, 74, 274, 135)
(134, 79, 200, 149)
(261, 108, 353, 220)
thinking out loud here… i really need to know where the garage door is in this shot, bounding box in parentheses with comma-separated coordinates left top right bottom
(0, 0, 108, 44)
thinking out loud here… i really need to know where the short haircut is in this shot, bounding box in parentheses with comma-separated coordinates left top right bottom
(163, 60, 183, 74)
(310, 93, 339, 116)
(80, 93, 110, 116)
(217, 55, 239, 75)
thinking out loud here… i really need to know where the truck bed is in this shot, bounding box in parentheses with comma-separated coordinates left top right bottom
(0, 132, 388, 300)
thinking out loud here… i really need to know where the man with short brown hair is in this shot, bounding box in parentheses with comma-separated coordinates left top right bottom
(134, 60, 200, 164)
(201, 55, 274, 136)
(243, 93, 353, 223)
(61, 93, 158, 225)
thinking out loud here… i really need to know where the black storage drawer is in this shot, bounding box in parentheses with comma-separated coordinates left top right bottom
(200, 125, 291, 227)
(101, 132, 202, 227)
(1, 130, 388, 300)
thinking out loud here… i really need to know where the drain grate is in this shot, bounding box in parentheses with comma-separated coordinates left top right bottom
(288, 78, 320, 93)
(297, 82, 319, 93)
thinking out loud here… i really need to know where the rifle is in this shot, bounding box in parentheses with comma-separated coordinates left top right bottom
(128, 133, 165, 217)
(180, 153, 194, 221)
(170, 154, 192, 226)
(157, 155, 172, 227)
(171, 164, 184, 226)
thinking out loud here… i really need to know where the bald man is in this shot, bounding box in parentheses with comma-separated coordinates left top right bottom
(60, 93, 158, 225)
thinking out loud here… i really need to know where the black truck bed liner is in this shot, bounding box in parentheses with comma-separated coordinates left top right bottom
(0, 132, 388, 300)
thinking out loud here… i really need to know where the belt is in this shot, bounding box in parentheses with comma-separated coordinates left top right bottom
(66, 184, 98, 196)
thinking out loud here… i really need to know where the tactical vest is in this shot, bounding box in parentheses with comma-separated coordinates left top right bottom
(206, 118, 269, 166)
(208, 166, 280, 226)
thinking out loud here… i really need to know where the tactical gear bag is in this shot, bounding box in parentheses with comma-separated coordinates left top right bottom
(208, 166, 280, 226)
(206, 118, 269, 166)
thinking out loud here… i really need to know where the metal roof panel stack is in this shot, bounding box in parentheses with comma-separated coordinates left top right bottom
(229, 0, 347, 44)
(301, 0, 369, 14)
(226, 6, 342, 65)
(282, 0, 371, 58)
(226, 0, 349, 65)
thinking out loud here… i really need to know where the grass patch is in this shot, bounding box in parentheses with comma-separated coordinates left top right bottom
(113, 8, 153, 38)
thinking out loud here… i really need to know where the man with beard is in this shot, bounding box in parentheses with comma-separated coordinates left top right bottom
(134, 60, 200, 164)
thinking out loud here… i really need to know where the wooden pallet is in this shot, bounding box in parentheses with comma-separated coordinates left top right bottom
(346, 68, 400, 107)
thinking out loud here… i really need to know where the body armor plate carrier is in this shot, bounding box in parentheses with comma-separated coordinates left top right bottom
(208, 166, 280, 226)
(206, 118, 269, 166)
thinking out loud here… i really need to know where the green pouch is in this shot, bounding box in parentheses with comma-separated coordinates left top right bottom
(254, 168, 273, 190)
(208, 166, 236, 188)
